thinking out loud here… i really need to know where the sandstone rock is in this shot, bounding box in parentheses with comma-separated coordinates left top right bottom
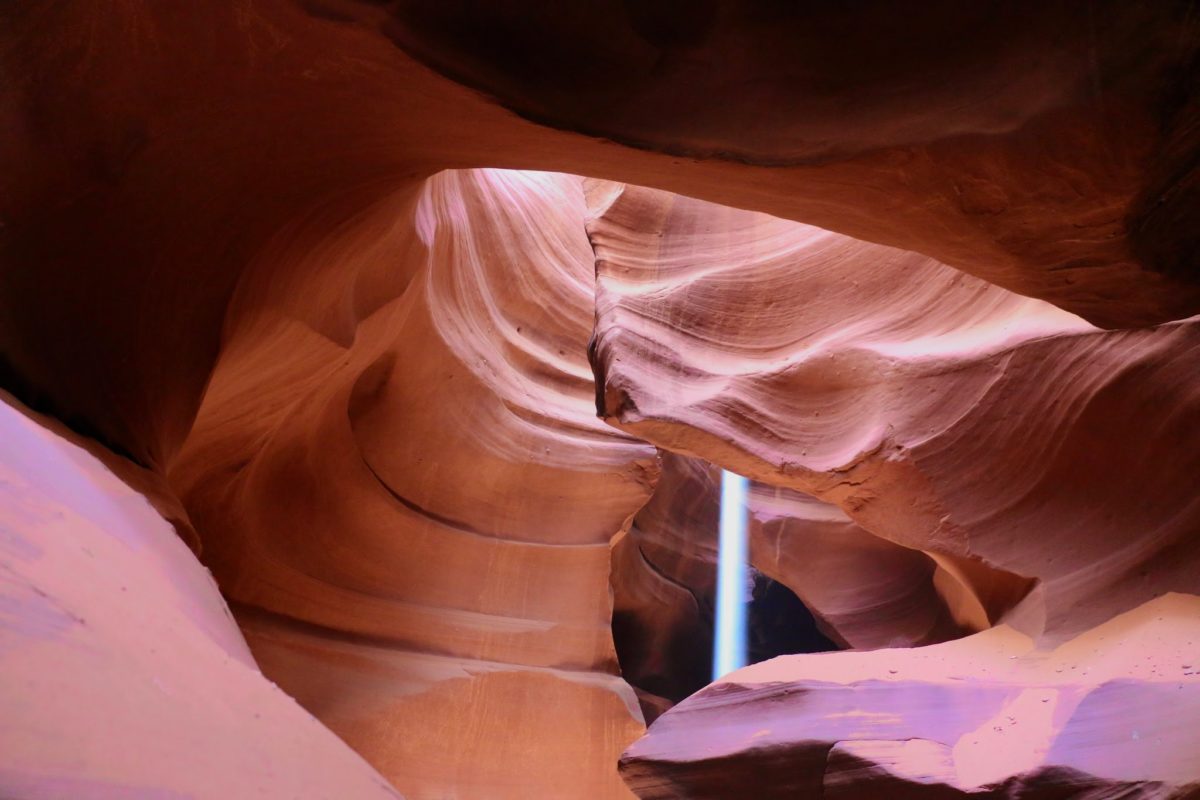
(621, 594, 1200, 799)
(4, 1, 1198, 476)
(589, 180, 1200, 645)
(169, 169, 653, 798)
(0, 392, 401, 799)
(3, 4, 1200, 797)
(610, 525, 712, 714)
(379, 0, 1200, 327)
(748, 482, 965, 651)
(628, 454, 723, 603)
(624, 452, 968, 653)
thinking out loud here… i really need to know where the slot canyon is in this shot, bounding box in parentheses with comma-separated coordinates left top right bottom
(2, 2, 1200, 798)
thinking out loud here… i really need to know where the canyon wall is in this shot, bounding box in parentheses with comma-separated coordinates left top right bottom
(588, 182, 1200, 796)
(622, 594, 1200, 798)
(2, 2, 1199, 799)
(0, 392, 401, 799)
(168, 170, 655, 799)
(590, 181, 1200, 645)
(4, 2, 1199, 478)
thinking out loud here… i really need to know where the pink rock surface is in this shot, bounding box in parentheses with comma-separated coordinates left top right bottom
(2, 3, 1199, 795)
(748, 481, 965, 650)
(589, 180, 1200, 645)
(621, 594, 1200, 798)
(610, 523, 711, 718)
(612, 451, 973, 720)
(0, 391, 401, 799)
(588, 181, 1200, 797)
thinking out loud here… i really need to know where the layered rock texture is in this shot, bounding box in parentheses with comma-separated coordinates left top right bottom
(3, 2, 1200, 799)
(589, 181, 1200, 646)
(167, 169, 655, 799)
(612, 452, 970, 716)
(588, 184, 1200, 795)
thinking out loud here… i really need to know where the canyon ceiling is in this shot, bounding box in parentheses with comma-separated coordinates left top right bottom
(2, 2, 1199, 799)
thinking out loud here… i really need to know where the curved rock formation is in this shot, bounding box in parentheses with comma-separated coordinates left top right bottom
(0, 392, 399, 799)
(589, 180, 1200, 644)
(613, 449, 976, 718)
(748, 482, 964, 651)
(165, 169, 655, 798)
(3, 3, 1200, 798)
(589, 180, 1200, 796)
(625, 452, 969, 651)
(610, 525, 712, 721)
(627, 454, 719, 591)
(379, 0, 1200, 326)
(621, 594, 1200, 799)
(4, 1, 1199, 481)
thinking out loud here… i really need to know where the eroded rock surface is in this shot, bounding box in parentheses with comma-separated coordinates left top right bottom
(747, 481, 965, 651)
(621, 595, 1200, 799)
(4, 2, 1199, 480)
(3, 3, 1200, 798)
(375, 0, 1200, 326)
(613, 451, 969, 703)
(169, 170, 654, 799)
(589, 180, 1200, 645)
(0, 392, 401, 799)
(590, 182, 1200, 797)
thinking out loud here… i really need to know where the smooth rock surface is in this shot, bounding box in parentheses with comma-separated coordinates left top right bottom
(4, 1, 1199, 477)
(169, 170, 654, 799)
(621, 594, 1200, 799)
(0, 391, 401, 800)
(3, 4, 1200, 796)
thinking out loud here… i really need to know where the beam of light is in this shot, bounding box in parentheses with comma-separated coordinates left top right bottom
(713, 469, 750, 680)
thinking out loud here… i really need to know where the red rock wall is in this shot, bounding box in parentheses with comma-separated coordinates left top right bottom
(169, 170, 655, 799)
(3, 3, 1200, 798)
(4, 2, 1199, 474)
(622, 595, 1200, 798)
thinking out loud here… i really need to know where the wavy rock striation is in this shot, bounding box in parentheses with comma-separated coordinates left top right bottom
(612, 451, 971, 707)
(3, 4, 1200, 797)
(379, 0, 1200, 327)
(747, 481, 966, 651)
(169, 169, 655, 799)
(3, 2, 1199, 482)
(589, 183, 1200, 796)
(589, 180, 1200, 644)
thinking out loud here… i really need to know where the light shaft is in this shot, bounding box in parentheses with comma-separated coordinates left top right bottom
(713, 470, 749, 680)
